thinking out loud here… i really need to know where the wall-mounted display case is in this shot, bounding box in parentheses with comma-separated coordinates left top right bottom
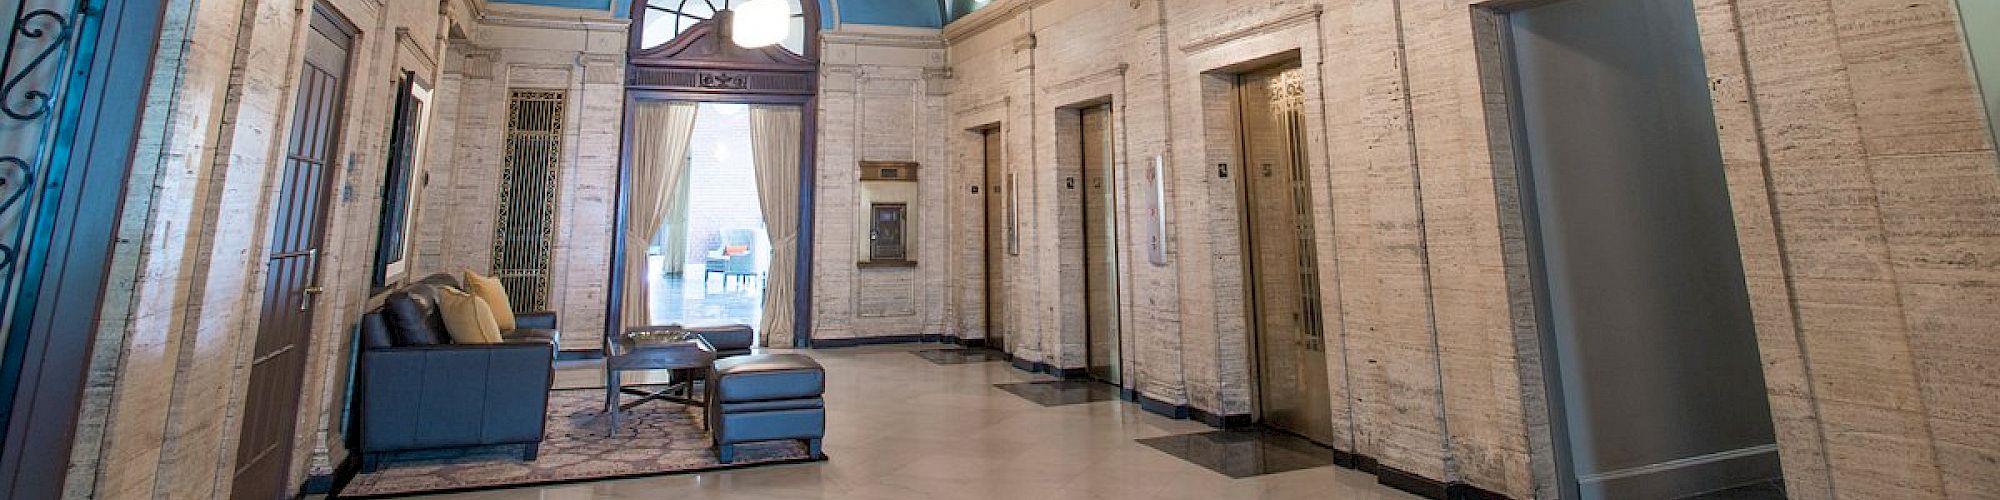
(859, 161, 919, 267)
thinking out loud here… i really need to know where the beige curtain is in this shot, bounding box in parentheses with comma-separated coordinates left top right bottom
(749, 105, 803, 347)
(661, 172, 693, 274)
(621, 101, 699, 330)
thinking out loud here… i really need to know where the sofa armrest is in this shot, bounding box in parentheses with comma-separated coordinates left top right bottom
(357, 343, 551, 453)
(514, 311, 558, 330)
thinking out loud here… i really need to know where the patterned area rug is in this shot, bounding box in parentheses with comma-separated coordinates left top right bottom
(336, 389, 819, 498)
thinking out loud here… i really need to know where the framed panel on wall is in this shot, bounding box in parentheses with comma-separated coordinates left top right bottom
(372, 71, 433, 289)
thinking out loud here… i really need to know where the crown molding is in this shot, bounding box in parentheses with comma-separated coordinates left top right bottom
(940, 0, 1055, 44)
(396, 27, 440, 75)
(478, 3, 629, 31)
(1178, 4, 1321, 54)
(822, 29, 946, 50)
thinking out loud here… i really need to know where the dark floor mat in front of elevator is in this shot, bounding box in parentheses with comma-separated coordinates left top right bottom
(1136, 428, 1337, 478)
(913, 348, 1011, 365)
(992, 379, 1121, 406)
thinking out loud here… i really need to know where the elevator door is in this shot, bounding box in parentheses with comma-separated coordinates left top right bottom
(1508, 0, 1777, 497)
(1238, 64, 1334, 445)
(1080, 105, 1121, 383)
(982, 128, 1007, 350)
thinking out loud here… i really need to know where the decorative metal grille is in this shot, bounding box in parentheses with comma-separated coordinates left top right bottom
(1276, 73, 1325, 353)
(492, 89, 566, 311)
(0, 0, 86, 346)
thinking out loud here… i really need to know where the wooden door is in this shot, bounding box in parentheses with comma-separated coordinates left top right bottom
(981, 129, 1006, 350)
(230, 7, 351, 499)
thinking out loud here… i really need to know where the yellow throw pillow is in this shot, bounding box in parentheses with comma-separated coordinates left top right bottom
(437, 287, 503, 344)
(461, 270, 517, 331)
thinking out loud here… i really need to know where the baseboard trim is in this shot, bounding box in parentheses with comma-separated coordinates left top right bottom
(1369, 457, 1450, 499)
(805, 334, 989, 349)
(1137, 395, 1189, 419)
(1344, 454, 1516, 500)
(308, 452, 362, 497)
(1122, 394, 1250, 430)
(1003, 356, 1090, 379)
(1190, 407, 1254, 429)
(808, 334, 930, 348)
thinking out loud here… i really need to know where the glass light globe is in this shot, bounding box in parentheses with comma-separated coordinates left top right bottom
(731, 0, 789, 48)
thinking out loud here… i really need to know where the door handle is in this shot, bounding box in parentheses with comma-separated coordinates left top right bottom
(300, 248, 321, 312)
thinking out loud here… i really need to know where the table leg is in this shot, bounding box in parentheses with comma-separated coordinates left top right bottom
(605, 369, 621, 433)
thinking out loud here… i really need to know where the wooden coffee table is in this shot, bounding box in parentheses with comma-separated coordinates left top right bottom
(604, 327, 716, 431)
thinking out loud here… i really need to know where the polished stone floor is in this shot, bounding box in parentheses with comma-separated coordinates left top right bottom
(993, 379, 1123, 407)
(399, 344, 1424, 500)
(910, 347, 1011, 365)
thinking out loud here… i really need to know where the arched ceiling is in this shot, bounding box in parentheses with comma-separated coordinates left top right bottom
(491, 0, 948, 29)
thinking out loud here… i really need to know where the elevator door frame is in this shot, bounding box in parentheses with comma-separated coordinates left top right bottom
(1493, 1, 1779, 497)
(1232, 62, 1336, 446)
(979, 126, 1006, 351)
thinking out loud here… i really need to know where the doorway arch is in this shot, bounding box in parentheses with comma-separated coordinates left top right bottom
(607, 0, 820, 347)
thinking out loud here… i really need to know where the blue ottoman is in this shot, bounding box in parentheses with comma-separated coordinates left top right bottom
(706, 353, 826, 463)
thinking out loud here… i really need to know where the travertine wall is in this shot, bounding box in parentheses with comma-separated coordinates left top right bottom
(66, 0, 623, 497)
(412, 4, 628, 351)
(944, 0, 1537, 495)
(940, 0, 1998, 498)
(1691, 0, 1999, 498)
(811, 25, 954, 343)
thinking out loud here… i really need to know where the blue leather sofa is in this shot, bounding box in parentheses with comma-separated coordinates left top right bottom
(352, 274, 557, 472)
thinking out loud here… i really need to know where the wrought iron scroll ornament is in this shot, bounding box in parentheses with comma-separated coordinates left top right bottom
(2, 6, 70, 120)
(0, 3, 79, 273)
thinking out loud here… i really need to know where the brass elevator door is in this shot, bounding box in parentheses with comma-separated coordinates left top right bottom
(1080, 105, 1121, 383)
(982, 128, 1007, 350)
(1238, 65, 1335, 445)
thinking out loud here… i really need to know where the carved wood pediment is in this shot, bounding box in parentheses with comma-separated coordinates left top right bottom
(628, 16, 816, 94)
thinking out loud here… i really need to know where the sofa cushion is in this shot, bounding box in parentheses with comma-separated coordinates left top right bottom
(383, 293, 445, 346)
(359, 313, 397, 350)
(413, 273, 461, 288)
(437, 287, 502, 344)
(514, 311, 558, 330)
(501, 328, 559, 345)
(687, 324, 755, 353)
(461, 271, 517, 330)
(712, 354, 824, 402)
(401, 284, 451, 337)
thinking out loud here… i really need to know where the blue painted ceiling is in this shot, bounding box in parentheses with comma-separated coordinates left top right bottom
(492, 0, 948, 28)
